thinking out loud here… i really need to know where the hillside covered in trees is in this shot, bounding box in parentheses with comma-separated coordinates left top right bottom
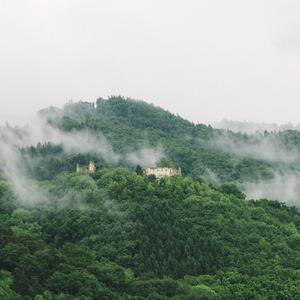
(0, 97, 300, 299)
(25, 97, 300, 184)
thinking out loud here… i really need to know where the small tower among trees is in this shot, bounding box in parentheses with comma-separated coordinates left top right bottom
(76, 161, 96, 174)
(143, 157, 181, 178)
(88, 161, 96, 174)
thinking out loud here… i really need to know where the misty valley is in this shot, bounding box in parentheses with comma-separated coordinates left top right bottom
(0, 97, 300, 299)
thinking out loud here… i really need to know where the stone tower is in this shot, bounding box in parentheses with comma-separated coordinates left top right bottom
(143, 167, 181, 178)
(76, 161, 96, 174)
(88, 161, 96, 174)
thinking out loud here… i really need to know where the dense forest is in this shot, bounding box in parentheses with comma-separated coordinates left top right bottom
(0, 97, 300, 299)
(23, 97, 300, 185)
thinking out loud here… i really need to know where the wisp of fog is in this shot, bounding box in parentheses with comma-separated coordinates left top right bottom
(0, 113, 164, 205)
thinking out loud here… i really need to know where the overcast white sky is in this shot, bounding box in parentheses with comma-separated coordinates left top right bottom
(1, 0, 300, 125)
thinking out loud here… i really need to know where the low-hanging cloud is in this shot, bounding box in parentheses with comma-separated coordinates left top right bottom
(0, 132, 48, 206)
(2, 114, 164, 167)
(125, 147, 164, 168)
(210, 132, 300, 164)
(214, 119, 300, 135)
(0, 115, 164, 205)
(242, 172, 300, 206)
(6, 116, 121, 164)
(208, 130, 300, 206)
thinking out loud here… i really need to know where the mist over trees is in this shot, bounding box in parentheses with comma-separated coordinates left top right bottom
(1, 168, 300, 299)
(213, 119, 300, 134)
(0, 97, 300, 299)
(19, 96, 300, 205)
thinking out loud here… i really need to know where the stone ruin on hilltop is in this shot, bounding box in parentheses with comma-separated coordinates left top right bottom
(76, 161, 96, 174)
(143, 167, 181, 178)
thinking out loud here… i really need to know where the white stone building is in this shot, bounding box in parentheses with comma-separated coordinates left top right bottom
(76, 161, 96, 174)
(143, 167, 181, 178)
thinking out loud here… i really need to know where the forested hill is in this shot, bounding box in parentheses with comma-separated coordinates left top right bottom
(28, 96, 300, 203)
(1, 168, 300, 299)
(0, 97, 300, 299)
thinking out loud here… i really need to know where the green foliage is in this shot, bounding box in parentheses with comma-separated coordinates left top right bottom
(156, 158, 173, 168)
(135, 165, 143, 176)
(23, 97, 294, 183)
(0, 181, 17, 214)
(1, 98, 300, 298)
(0, 271, 20, 300)
(0, 168, 299, 299)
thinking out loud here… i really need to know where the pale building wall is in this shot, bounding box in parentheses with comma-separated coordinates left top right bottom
(144, 167, 181, 178)
(88, 161, 96, 173)
(76, 161, 96, 174)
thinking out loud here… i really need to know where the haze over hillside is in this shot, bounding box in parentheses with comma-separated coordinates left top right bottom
(214, 119, 300, 134)
(2, 1, 300, 298)
(0, 97, 300, 299)
(1, 97, 300, 206)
